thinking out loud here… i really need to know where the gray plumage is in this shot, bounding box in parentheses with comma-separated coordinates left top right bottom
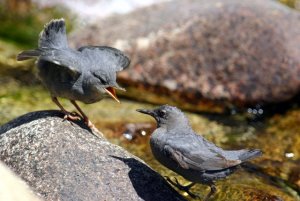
(17, 18, 130, 126)
(137, 105, 262, 200)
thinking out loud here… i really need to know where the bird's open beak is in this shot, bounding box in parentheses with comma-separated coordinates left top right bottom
(136, 109, 155, 117)
(105, 87, 120, 103)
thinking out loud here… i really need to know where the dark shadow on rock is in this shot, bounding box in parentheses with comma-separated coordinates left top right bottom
(0, 110, 91, 135)
(110, 155, 186, 201)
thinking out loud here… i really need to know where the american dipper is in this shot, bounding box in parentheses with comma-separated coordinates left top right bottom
(17, 19, 130, 127)
(137, 105, 262, 201)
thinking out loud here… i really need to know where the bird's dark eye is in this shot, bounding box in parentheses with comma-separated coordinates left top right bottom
(98, 77, 106, 84)
(93, 72, 107, 84)
(158, 109, 167, 118)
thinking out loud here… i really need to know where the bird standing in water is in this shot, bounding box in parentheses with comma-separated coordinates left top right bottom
(137, 105, 262, 201)
(17, 19, 130, 127)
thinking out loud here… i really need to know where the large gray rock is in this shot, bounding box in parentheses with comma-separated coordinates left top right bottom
(70, 0, 300, 111)
(0, 111, 185, 201)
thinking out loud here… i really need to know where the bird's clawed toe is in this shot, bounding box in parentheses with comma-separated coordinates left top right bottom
(63, 112, 82, 121)
(84, 118, 95, 128)
(203, 185, 216, 201)
(62, 112, 95, 129)
(165, 177, 199, 199)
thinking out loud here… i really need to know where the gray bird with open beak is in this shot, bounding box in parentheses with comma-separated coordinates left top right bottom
(137, 105, 262, 201)
(17, 18, 130, 127)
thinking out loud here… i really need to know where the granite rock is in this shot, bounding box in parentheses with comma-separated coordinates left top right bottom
(0, 110, 185, 201)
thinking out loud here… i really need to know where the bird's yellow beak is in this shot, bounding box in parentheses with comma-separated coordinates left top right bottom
(105, 87, 120, 103)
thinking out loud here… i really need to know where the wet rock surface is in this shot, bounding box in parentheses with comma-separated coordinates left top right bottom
(0, 111, 185, 201)
(70, 0, 300, 111)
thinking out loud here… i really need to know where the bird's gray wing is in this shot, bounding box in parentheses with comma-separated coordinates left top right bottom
(39, 49, 81, 76)
(78, 46, 130, 71)
(39, 18, 68, 49)
(164, 145, 191, 169)
(164, 133, 241, 171)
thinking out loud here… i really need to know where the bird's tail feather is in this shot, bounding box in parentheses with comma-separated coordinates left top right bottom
(17, 49, 41, 61)
(239, 149, 262, 162)
(38, 18, 68, 49)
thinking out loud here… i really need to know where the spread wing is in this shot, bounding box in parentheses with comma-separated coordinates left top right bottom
(164, 133, 242, 171)
(78, 46, 130, 72)
(39, 48, 81, 76)
(39, 18, 68, 49)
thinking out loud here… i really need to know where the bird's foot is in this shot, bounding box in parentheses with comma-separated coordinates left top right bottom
(69, 100, 94, 128)
(63, 112, 95, 129)
(63, 111, 82, 122)
(84, 118, 95, 129)
(165, 177, 199, 199)
(203, 185, 216, 201)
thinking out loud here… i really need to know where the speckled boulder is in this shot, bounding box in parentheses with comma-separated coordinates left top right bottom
(0, 111, 185, 201)
(70, 0, 300, 111)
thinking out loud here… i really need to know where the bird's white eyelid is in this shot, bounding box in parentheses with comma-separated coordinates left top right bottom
(53, 60, 61, 65)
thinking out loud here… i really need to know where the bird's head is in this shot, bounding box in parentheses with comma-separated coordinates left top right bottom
(79, 45, 130, 104)
(137, 105, 189, 129)
(92, 71, 125, 103)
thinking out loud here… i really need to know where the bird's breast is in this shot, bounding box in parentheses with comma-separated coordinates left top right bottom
(149, 131, 179, 171)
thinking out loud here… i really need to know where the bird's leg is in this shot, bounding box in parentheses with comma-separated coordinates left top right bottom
(51, 97, 81, 121)
(203, 184, 216, 201)
(165, 177, 199, 199)
(70, 100, 94, 128)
